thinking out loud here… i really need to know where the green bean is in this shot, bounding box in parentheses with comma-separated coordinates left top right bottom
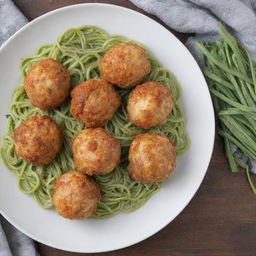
(198, 24, 256, 193)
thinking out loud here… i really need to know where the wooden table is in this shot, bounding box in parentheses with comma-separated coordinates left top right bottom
(11, 1, 256, 256)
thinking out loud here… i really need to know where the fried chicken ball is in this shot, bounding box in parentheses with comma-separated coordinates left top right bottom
(128, 133, 176, 183)
(13, 115, 63, 166)
(24, 58, 70, 110)
(127, 81, 173, 129)
(52, 170, 100, 219)
(72, 128, 121, 175)
(99, 42, 151, 88)
(70, 79, 121, 127)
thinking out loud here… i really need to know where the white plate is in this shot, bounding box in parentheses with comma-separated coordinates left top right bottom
(0, 3, 215, 253)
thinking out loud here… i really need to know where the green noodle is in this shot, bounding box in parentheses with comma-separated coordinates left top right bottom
(0, 26, 189, 218)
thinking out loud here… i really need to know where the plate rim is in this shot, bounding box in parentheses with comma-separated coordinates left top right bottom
(0, 2, 215, 253)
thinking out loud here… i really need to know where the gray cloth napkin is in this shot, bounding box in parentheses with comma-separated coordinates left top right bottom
(0, 216, 37, 256)
(0, 0, 27, 45)
(0, 2, 37, 256)
(130, 0, 256, 174)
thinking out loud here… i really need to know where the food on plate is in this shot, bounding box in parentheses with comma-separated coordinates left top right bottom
(127, 81, 174, 129)
(72, 128, 121, 175)
(197, 24, 256, 193)
(52, 170, 100, 219)
(24, 58, 70, 110)
(128, 133, 176, 183)
(1, 26, 188, 218)
(70, 79, 121, 127)
(13, 115, 63, 166)
(100, 42, 151, 88)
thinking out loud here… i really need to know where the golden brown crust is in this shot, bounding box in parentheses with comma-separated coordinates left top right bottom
(24, 58, 70, 110)
(52, 170, 101, 219)
(99, 42, 151, 88)
(128, 133, 176, 183)
(72, 128, 121, 175)
(13, 115, 63, 166)
(127, 81, 174, 129)
(70, 79, 121, 127)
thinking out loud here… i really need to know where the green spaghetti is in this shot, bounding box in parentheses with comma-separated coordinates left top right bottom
(0, 26, 189, 218)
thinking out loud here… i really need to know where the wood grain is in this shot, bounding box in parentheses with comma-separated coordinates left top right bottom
(11, 1, 256, 256)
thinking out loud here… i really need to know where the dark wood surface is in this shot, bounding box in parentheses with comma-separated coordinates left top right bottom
(12, 1, 256, 256)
